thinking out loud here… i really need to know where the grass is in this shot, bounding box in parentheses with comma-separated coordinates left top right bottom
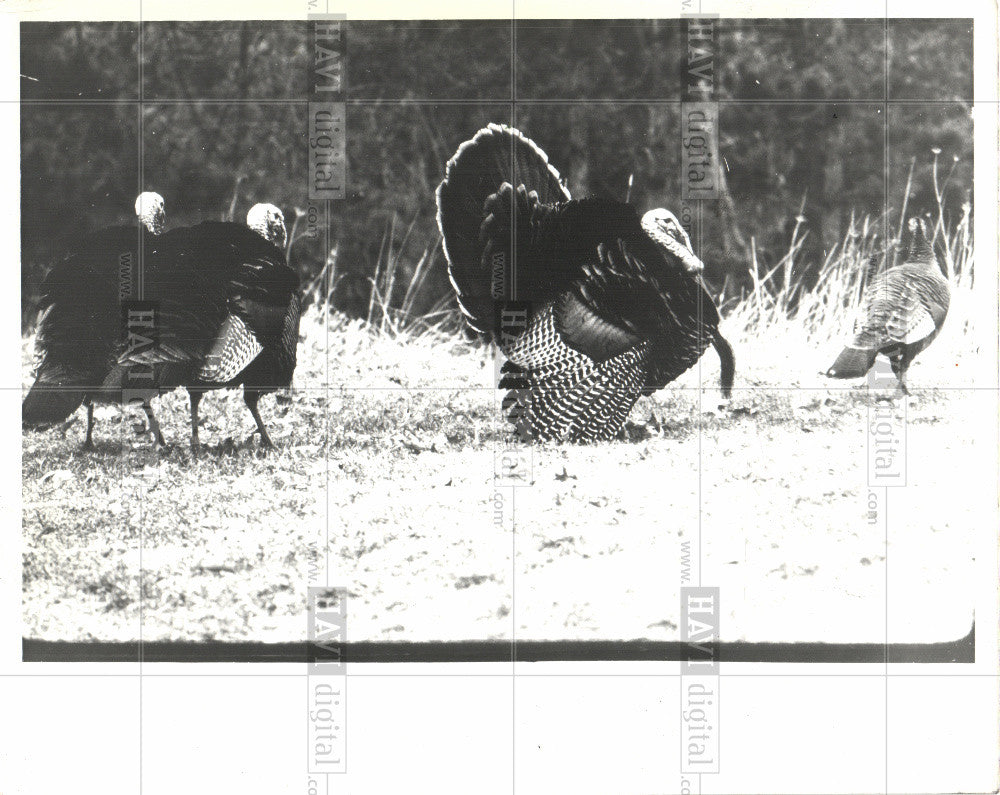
(21, 194, 986, 644)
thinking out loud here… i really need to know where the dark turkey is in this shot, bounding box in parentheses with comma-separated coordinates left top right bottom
(826, 217, 950, 394)
(436, 123, 735, 442)
(119, 204, 301, 449)
(22, 191, 169, 447)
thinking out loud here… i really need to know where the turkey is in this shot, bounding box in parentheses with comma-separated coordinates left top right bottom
(23, 191, 169, 447)
(436, 123, 735, 442)
(825, 217, 950, 394)
(119, 203, 301, 449)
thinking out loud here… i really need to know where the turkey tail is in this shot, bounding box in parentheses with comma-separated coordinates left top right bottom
(436, 124, 570, 330)
(499, 346, 648, 443)
(710, 328, 735, 399)
(826, 345, 878, 379)
(22, 370, 86, 427)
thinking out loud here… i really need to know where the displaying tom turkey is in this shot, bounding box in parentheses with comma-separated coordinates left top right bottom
(119, 203, 301, 449)
(436, 123, 735, 442)
(825, 216, 950, 394)
(23, 191, 169, 447)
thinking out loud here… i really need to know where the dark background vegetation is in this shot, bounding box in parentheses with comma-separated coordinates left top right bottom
(21, 19, 973, 327)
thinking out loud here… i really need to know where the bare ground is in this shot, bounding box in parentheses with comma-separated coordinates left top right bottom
(22, 303, 989, 644)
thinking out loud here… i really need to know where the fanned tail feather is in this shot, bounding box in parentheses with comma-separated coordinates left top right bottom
(436, 124, 570, 329)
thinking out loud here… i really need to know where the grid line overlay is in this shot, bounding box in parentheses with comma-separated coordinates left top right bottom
(15, 13, 988, 795)
(14, 98, 978, 106)
(882, 13, 890, 788)
(137, 6, 146, 792)
(508, 12, 516, 787)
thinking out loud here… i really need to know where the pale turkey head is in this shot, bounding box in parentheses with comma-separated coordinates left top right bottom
(135, 191, 165, 235)
(641, 208, 704, 274)
(907, 216, 927, 237)
(247, 203, 287, 249)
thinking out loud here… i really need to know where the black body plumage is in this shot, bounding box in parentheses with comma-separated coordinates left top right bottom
(22, 219, 169, 445)
(24, 205, 301, 450)
(119, 217, 302, 448)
